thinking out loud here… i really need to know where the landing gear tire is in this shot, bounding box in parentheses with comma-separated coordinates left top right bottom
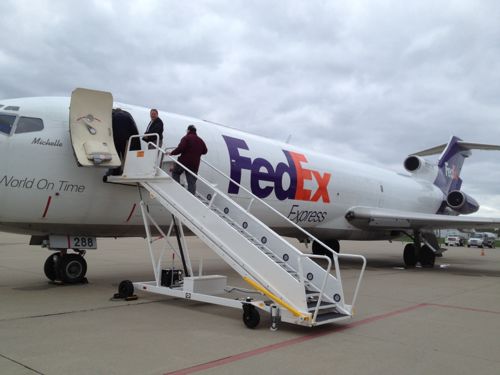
(242, 304, 260, 329)
(312, 240, 339, 259)
(419, 245, 435, 268)
(58, 254, 87, 284)
(43, 253, 60, 281)
(403, 244, 417, 268)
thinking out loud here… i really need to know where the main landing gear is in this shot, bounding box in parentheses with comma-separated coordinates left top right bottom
(44, 251, 88, 284)
(403, 231, 440, 268)
(311, 239, 340, 259)
(403, 243, 435, 268)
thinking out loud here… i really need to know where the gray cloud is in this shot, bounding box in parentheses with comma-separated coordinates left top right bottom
(1, 0, 499, 216)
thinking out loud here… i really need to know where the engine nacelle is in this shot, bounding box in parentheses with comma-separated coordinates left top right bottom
(446, 190, 479, 214)
(404, 155, 424, 172)
(404, 155, 437, 179)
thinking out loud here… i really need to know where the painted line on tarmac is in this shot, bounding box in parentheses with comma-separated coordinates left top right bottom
(164, 303, 427, 375)
(0, 353, 45, 375)
(0, 300, 164, 323)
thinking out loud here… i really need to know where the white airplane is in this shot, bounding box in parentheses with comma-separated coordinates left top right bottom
(1, 88, 499, 284)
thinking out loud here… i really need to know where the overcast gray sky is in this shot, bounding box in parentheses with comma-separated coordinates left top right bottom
(1, 0, 499, 217)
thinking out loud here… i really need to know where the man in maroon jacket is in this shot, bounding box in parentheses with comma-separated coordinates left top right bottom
(170, 125, 208, 195)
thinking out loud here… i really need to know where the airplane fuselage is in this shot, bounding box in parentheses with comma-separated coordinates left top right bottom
(0, 97, 444, 242)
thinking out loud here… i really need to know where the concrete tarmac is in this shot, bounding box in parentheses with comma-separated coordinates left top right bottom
(1, 232, 499, 375)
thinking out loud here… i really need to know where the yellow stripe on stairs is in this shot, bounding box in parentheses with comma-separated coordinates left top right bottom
(243, 276, 310, 320)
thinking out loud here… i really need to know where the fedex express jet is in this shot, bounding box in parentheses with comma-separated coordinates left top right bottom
(0, 88, 499, 284)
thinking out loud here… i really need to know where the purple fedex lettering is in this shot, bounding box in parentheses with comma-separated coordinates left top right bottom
(250, 158, 274, 198)
(274, 152, 297, 200)
(224, 136, 251, 194)
(222, 135, 330, 202)
(223, 135, 297, 200)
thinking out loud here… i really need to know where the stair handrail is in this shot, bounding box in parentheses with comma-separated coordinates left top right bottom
(136, 138, 366, 312)
(297, 253, 332, 322)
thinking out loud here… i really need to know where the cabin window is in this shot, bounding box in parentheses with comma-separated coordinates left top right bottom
(15, 116, 44, 134)
(0, 114, 16, 135)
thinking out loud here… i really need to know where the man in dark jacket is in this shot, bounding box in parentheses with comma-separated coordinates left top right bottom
(143, 108, 164, 148)
(112, 108, 140, 160)
(170, 125, 207, 195)
(109, 108, 140, 176)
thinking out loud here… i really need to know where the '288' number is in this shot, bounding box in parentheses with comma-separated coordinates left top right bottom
(73, 237, 94, 248)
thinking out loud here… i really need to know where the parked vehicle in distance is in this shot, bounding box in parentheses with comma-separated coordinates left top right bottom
(445, 236, 462, 246)
(467, 233, 496, 248)
(483, 235, 496, 248)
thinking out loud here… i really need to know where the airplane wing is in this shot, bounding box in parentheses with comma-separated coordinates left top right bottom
(345, 206, 500, 231)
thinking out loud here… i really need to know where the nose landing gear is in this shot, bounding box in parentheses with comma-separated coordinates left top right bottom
(44, 251, 88, 284)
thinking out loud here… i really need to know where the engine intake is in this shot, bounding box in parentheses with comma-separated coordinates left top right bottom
(404, 155, 437, 180)
(404, 155, 422, 172)
(446, 190, 479, 214)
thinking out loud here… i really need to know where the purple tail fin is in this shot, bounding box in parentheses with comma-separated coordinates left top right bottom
(433, 136, 470, 194)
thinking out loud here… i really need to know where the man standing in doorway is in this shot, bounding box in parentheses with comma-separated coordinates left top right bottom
(143, 108, 164, 148)
(170, 125, 207, 195)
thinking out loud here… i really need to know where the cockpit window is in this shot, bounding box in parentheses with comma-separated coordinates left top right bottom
(0, 105, 4, 109)
(15, 116, 44, 134)
(0, 114, 16, 134)
(4, 106, 20, 111)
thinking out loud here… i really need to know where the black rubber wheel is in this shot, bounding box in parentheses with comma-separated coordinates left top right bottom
(242, 304, 260, 329)
(118, 280, 134, 298)
(419, 245, 436, 268)
(58, 254, 87, 284)
(403, 243, 417, 268)
(312, 240, 339, 259)
(43, 253, 60, 281)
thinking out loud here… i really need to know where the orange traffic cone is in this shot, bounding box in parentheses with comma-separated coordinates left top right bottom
(480, 248, 485, 256)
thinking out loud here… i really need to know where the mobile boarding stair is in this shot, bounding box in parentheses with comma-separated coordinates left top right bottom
(108, 135, 366, 330)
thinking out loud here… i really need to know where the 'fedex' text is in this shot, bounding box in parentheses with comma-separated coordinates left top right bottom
(223, 135, 331, 202)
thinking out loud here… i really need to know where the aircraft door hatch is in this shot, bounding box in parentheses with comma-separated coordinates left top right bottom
(69, 88, 121, 167)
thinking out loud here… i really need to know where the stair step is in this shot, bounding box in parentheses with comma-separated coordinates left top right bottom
(305, 289, 320, 295)
(307, 301, 337, 311)
(315, 311, 348, 323)
(280, 265, 296, 273)
(307, 300, 335, 309)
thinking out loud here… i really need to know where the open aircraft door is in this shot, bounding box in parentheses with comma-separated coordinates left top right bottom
(69, 88, 121, 167)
